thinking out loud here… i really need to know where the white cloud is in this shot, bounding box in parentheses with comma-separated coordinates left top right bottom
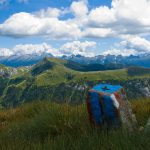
(82, 28, 115, 38)
(35, 7, 61, 18)
(102, 49, 137, 57)
(85, 0, 150, 38)
(60, 41, 96, 57)
(70, 1, 88, 18)
(103, 36, 150, 56)
(1, 36, 150, 57)
(0, 43, 61, 57)
(1, 0, 150, 41)
(121, 36, 150, 53)
(12, 43, 57, 56)
(0, 48, 13, 57)
(0, 1, 86, 39)
(0, 12, 81, 39)
(88, 6, 116, 27)
(0, 41, 97, 57)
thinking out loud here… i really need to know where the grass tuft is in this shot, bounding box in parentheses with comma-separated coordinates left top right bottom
(0, 98, 150, 150)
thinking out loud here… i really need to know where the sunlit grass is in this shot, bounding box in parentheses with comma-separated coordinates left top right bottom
(131, 98, 150, 126)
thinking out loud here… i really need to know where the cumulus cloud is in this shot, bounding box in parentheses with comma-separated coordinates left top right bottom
(1, 0, 150, 45)
(0, 12, 81, 39)
(85, 0, 150, 38)
(82, 28, 115, 38)
(70, 0, 88, 18)
(0, 40, 97, 57)
(12, 43, 59, 56)
(60, 41, 96, 57)
(103, 36, 150, 56)
(121, 36, 150, 53)
(35, 7, 61, 18)
(1, 0, 150, 39)
(0, 48, 13, 57)
(0, 43, 60, 57)
(88, 6, 116, 27)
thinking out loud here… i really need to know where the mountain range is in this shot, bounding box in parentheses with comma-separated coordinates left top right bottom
(62, 54, 150, 68)
(0, 53, 150, 68)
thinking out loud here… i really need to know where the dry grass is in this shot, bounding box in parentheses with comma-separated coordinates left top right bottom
(0, 98, 149, 150)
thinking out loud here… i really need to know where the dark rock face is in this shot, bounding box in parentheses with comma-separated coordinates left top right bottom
(0, 68, 18, 78)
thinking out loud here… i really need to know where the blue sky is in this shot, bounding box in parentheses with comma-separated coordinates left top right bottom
(0, 0, 150, 57)
(0, 0, 112, 25)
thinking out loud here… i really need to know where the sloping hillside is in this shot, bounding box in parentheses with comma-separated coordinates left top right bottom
(127, 67, 150, 76)
(65, 60, 127, 72)
(0, 58, 150, 108)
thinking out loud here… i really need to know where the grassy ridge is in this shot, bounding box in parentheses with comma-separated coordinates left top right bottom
(33, 59, 150, 86)
(0, 58, 150, 108)
(9, 58, 150, 86)
(0, 98, 150, 150)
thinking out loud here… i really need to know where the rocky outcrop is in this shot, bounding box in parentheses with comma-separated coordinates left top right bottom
(0, 68, 18, 78)
(124, 79, 150, 98)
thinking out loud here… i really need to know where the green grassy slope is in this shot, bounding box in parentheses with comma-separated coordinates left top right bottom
(0, 58, 150, 108)
(0, 64, 6, 69)
(17, 58, 150, 86)
(0, 64, 12, 69)
(0, 98, 149, 150)
(5, 58, 150, 87)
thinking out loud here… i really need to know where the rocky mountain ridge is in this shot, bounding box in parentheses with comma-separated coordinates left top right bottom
(0, 53, 150, 68)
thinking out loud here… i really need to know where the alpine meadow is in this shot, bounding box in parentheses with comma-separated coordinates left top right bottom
(0, 0, 150, 150)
